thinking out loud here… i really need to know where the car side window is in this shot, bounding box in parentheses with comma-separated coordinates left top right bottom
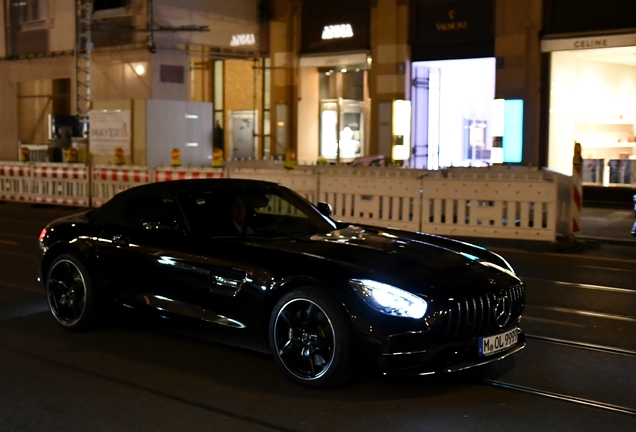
(121, 196, 185, 230)
(186, 195, 244, 237)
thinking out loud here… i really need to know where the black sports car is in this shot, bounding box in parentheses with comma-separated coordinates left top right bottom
(37, 179, 525, 387)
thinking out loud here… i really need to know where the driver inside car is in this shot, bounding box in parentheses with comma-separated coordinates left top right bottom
(228, 196, 254, 235)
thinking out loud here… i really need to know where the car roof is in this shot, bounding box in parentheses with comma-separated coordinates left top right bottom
(122, 178, 279, 196)
(90, 178, 282, 224)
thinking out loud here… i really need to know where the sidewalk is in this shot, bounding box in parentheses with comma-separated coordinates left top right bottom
(579, 207, 636, 246)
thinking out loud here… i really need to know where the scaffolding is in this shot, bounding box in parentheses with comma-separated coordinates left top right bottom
(75, 0, 93, 133)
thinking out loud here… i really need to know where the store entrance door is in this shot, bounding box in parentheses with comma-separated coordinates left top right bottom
(229, 110, 258, 160)
(319, 69, 366, 163)
(320, 99, 364, 162)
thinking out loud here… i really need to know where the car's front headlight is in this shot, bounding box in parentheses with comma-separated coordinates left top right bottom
(349, 279, 427, 319)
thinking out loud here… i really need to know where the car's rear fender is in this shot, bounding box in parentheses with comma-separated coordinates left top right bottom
(40, 239, 100, 290)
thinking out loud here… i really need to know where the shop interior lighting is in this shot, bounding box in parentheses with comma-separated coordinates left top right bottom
(491, 99, 523, 163)
(392, 100, 412, 161)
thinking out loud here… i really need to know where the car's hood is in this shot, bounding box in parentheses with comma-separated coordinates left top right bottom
(252, 225, 520, 297)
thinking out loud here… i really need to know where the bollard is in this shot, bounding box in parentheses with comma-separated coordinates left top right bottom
(572, 141, 583, 235)
(632, 194, 636, 236)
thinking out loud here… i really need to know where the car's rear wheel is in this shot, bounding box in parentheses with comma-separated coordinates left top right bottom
(46, 254, 99, 331)
(269, 287, 351, 388)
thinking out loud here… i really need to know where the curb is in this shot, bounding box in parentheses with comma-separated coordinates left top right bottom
(577, 235, 636, 248)
(449, 235, 606, 254)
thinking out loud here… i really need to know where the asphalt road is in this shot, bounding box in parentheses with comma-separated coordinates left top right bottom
(1, 202, 635, 432)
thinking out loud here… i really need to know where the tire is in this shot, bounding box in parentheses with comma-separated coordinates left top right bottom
(46, 254, 100, 331)
(269, 287, 352, 388)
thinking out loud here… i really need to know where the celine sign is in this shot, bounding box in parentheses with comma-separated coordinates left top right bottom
(322, 24, 354, 40)
(230, 34, 256, 47)
(541, 33, 636, 52)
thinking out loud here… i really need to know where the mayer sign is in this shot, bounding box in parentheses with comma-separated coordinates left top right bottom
(89, 110, 131, 156)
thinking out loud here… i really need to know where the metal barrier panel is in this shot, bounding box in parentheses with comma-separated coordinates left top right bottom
(154, 167, 226, 182)
(0, 163, 31, 202)
(438, 166, 547, 181)
(92, 165, 151, 207)
(4, 160, 570, 242)
(30, 163, 89, 207)
(228, 168, 319, 203)
(543, 169, 573, 238)
(421, 177, 558, 241)
(318, 170, 422, 232)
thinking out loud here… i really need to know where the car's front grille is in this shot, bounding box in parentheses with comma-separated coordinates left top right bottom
(443, 284, 525, 336)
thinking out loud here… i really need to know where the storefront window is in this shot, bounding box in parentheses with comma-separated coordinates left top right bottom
(411, 57, 496, 169)
(318, 69, 365, 162)
(548, 47, 636, 186)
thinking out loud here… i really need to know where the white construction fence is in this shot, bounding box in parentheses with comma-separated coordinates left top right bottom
(0, 162, 572, 242)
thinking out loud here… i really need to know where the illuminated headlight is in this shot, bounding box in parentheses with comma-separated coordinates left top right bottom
(349, 279, 427, 319)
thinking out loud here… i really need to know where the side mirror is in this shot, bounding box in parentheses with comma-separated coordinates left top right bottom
(316, 202, 333, 218)
(141, 218, 181, 231)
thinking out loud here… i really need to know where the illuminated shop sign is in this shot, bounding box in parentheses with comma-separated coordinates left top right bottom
(230, 34, 256, 47)
(435, 10, 468, 32)
(541, 33, 636, 52)
(322, 24, 354, 40)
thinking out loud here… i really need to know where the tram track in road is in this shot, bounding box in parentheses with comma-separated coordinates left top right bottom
(521, 277, 636, 294)
(525, 334, 636, 357)
(526, 304, 636, 323)
(577, 264, 636, 274)
(493, 247, 636, 265)
(480, 378, 636, 417)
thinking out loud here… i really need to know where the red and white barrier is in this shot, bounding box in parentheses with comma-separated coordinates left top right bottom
(30, 163, 89, 206)
(1, 161, 579, 242)
(92, 165, 151, 207)
(154, 167, 225, 182)
(0, 163, 31, 202)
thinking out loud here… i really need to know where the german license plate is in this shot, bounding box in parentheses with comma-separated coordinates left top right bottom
(479, 329, 518, 356)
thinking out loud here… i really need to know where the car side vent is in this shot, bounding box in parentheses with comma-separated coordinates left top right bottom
(443, 284, 525, 336)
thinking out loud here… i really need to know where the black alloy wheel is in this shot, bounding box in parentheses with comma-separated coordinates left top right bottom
(269, 287, 351, 388)
(46, 254, 98, 331)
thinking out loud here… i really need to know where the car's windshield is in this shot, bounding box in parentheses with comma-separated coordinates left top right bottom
(180, 186, 337, 238)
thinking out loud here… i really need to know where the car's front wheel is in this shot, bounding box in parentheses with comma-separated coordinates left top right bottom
(46, 254, 100, 331)
(269, 287, 351, 388)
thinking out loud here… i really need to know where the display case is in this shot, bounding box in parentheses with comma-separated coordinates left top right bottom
(577, 121, 635, 186)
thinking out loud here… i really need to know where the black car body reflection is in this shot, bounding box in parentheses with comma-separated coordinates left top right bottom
(38, 179, 525, 387)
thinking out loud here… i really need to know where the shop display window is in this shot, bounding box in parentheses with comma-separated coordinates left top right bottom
(411, 58, 496, 169)
(548, 47, 636, 186)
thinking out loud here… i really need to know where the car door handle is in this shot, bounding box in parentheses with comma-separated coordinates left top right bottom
(111, 235, 130, 247)
(210, 272, 246, 296)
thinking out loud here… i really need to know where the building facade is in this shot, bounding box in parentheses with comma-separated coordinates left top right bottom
(268, 0, 544, 168)
(1, 0, 634, 193)
(0, 0, 266, 166)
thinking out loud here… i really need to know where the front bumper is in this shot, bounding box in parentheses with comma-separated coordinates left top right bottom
(377, 327, 526, 376)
